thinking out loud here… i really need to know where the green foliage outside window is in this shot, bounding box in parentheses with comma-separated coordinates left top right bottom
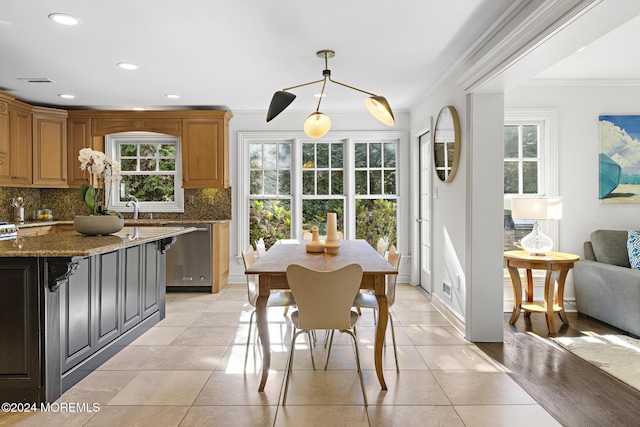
(249, 197, 397, 250)
(301, 199, 344, 235)
(355, 199, 397, 248)
(118, 142, 177, 203)
(249, 199, 291, 249)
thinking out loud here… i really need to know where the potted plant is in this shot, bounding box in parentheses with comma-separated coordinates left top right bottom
(73, 148, 125, 235)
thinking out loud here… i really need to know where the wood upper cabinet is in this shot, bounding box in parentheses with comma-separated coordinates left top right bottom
(0, 93, 10, 182)
(8, 102, 33, 186)
(0, 94, 33, 187)
(67, 114, 92, 187)
(182, 112, 231, 189)
(32, 107, 68, 188)
(66, 109, 232, 189)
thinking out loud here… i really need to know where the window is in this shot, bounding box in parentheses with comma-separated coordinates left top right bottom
(504, 124, 540, 195)
(302, 140, 344, 236)
(106, 132, 184, 213)
(354, 141, 397, 247)
(248, 140, 292, 248)
(240, 132, 404, 251)
(503, 110, 558, 251)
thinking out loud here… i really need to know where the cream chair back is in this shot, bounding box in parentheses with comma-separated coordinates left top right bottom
(386, 245, 402, 306)
(241, 245, 259, 306)
(255, 238, 266, 257)
(376, 238, 387, 256)
(286, 263, 363, 330)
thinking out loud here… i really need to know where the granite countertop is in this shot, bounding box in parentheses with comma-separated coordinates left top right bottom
(0, 227, 194, 258)
(17, 219, 230, 228)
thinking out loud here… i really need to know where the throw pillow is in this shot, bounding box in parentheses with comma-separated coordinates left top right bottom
(627, 230, 640, 270)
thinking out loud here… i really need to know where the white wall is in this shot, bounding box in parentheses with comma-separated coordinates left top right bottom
(410, 79, 468, 318)
(409, 73, 505, 342)
(226, 109, 411, 284)
(505, 85, 640, 248)
(505, 84, 640, 296)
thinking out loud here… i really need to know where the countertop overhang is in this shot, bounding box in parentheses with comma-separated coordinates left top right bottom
(17, 219, 230, 228)
(0, 226, 195, 258)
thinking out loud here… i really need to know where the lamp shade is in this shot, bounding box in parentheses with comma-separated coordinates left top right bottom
(303, 112, 331, 138)
(511, 197, 562, 220)
(266, 91, 296, 122)
(365, 96, 395, 126)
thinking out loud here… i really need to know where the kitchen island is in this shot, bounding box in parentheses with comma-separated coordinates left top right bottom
(0, 226, 194, 404)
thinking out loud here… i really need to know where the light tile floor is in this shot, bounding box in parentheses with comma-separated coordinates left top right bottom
(0, 284, 560, 426)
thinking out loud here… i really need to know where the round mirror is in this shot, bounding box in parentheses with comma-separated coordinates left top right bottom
(433, 105, 461, 182)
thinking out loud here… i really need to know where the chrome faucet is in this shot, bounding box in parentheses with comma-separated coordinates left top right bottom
(125, 196, 139, 220)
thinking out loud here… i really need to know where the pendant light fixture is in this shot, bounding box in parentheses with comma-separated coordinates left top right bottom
(266, 50, 395, 138)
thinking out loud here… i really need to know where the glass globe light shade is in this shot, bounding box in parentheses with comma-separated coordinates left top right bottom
(304, 112, 331, 138)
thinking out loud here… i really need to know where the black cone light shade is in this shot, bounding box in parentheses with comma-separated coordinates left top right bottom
(266, 91, 296, 122)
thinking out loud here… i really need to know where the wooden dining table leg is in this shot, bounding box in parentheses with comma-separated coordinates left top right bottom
(374, 273, 388, 390)
(256, 275, 271, 392)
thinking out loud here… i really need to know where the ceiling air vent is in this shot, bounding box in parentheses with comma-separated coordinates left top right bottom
(18, 77, 55, 83)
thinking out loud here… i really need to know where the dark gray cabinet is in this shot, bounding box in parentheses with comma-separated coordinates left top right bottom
(0, 240, 167, 403)
(60, 257, 93, 373)
(143, 242, 161, 318)
(122, 246, 142, 333)
(0, 259, 40, 402)
(96, 250, 120, 350)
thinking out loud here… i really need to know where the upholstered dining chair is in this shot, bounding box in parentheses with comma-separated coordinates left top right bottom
(353, 245, 402, 372)
(241, 245, 296, 369)
(282, 263, 367, 406)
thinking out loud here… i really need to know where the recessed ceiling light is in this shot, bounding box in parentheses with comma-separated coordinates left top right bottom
(18, 77, 55, 83)
(58, 94, 75, 99)
(165, 94, 180, 99)
(49, 13, 80, 26)
(313, 93, 326, 98)
(132, 107, 145, 111)
(117, 62, 138, 70)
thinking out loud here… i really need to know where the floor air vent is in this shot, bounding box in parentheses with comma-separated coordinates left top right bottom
(442, 280, 452, 297)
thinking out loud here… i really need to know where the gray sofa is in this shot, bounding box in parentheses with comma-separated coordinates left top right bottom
(573, 230, 640, 337)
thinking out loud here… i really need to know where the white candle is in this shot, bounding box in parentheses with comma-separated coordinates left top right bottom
(326, 213, 338, 241)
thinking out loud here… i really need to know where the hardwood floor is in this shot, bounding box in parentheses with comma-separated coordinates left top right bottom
(476, 312, 640, 427)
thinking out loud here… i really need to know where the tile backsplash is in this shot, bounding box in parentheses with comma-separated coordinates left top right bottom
(1, 187, 231, 222)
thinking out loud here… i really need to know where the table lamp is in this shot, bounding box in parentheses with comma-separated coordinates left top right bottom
(511, 197, 562, 256)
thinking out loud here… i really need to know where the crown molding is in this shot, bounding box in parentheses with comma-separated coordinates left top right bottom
(522, 78, 640, 87)
(456, 0, 602, 93)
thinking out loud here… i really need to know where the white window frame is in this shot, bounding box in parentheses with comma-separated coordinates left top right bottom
(105, 131, 184, 213)
(238, 131, 406, 253)
(503, 109, 559, 279)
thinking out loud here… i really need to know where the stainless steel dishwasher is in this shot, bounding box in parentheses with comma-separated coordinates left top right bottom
(164, 223, 212, 291)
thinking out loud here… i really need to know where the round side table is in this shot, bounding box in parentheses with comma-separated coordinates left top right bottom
(503, 250, 580, 333)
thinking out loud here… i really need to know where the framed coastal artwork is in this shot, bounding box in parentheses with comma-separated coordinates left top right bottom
(598, 115, 640, 203)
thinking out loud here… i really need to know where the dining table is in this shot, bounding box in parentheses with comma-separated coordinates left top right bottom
(244, 239, 398, 391)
